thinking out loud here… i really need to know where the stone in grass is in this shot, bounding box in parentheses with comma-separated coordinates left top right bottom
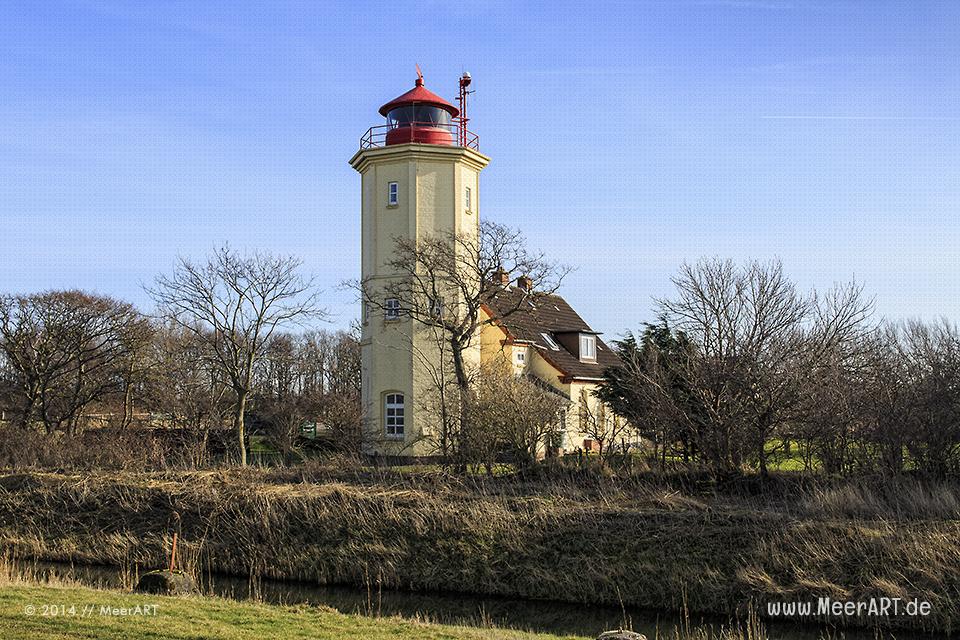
(597, 631, 648, 640)
(135, 570, 198, 596)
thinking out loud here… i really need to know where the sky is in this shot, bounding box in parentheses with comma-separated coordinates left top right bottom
(1, 0, 959, 338)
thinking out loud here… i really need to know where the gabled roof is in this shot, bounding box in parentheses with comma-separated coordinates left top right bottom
(484, 286, 621, 381)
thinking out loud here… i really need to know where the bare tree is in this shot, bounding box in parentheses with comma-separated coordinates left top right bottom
(147, 247, 325, 465)
(656, 260, 805, 472)
(791, 292, 881, 475)
(652, 259, 874, 474)
(311, 329, 363, 453)
(577, 389, 631, 463)
(150, 323, 233, 464)
(322, 328, 362, 399)
(897, 320, 960, 475)
(117, 319, 157, 429)
(0, 291, 149, 435)
(357, 221, 569, 462)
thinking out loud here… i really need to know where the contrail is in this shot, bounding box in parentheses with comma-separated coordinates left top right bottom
(761, 115, 959, 121)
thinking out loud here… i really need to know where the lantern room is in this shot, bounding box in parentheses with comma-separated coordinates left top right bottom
(379, 76, 458, 146)
(359, 70, 479, 150)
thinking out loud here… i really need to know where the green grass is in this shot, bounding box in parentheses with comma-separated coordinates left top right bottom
(247, 436, 277, 454)
(764, 440, 808, 472)
(0, 583, 588, 640)
(624, 439, 814, 473)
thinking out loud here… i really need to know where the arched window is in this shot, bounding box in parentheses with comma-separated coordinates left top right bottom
(384, 392, 405, 437)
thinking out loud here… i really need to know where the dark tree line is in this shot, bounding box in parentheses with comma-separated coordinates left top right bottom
(251, 330, 362, 464)
(0, 291, 150, 436)
(0, 248, 360, 469)
(599, 259, 960, 477)
(3, 251, 958, 477)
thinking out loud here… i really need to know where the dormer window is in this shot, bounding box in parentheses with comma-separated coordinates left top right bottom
(579, 334, 596, 362)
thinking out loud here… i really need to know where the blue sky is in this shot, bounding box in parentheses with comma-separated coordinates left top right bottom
(2, 1, 958, 337)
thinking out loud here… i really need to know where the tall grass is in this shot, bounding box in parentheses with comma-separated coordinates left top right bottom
(0, 467, 956, 634)
(798, 476, 960, 520)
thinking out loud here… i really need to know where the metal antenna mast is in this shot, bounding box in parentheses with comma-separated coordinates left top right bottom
(458, 72, 473, 147)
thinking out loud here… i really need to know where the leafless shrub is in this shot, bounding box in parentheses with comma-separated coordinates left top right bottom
(464, 359, 568, 471)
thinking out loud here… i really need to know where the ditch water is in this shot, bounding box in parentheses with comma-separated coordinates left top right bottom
(20, 560, 937, 640)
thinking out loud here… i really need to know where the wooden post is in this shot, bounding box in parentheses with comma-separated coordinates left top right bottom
(169, 532, 178, 573)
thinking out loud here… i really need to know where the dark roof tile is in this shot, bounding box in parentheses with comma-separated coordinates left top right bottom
(484, 286, 620, 381)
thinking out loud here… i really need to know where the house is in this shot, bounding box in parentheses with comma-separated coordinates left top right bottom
(350, 70, 621, 459)
(480, 281, 623, 454)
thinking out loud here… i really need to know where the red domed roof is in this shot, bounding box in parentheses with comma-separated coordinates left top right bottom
(378, 78, 459, 117)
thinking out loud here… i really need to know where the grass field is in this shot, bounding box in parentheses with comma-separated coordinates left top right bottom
(0, 583, 590, 640)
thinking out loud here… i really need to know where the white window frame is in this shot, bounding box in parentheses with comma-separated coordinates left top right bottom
(580, 334, 597, 361)
(387, 182, 399, 206)
(516, 349, 526, 363)
(384, 392, 405, 437)
(465, 186, 472, 212)
(541, 332, 561, 351)
(430, 297, 444, 319)
(385, 298, 401, 320)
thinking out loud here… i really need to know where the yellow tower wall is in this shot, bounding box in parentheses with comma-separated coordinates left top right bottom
(351, 144, 490, 458)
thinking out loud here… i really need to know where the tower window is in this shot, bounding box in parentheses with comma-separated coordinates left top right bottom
(387, 182, 399, 206)
(384, 393, 405, 437)
(385, 298, 401, 320)
(465, 186, 472, 212)
(430, 297, 444, 319)
(579, 334, 597, 362)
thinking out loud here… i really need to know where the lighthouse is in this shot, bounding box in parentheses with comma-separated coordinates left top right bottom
(349, 71, 490, 457)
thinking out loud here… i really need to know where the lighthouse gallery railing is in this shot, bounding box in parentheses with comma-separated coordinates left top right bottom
(359, 122, 480, 151)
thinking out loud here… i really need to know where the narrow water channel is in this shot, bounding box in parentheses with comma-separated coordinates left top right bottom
(19, 560, 935, 640)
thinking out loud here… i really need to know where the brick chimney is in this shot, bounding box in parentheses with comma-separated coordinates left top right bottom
(516, 275, 533, 291)
(492, 267, 510, 286)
